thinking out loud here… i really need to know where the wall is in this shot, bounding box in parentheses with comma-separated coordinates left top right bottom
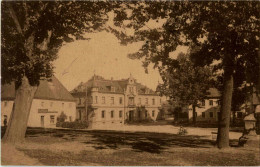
(187, 98, 220, 123)
(87, 91, 125, 128)
(86, 89, 162, 128)
(1, 99, 76, 128)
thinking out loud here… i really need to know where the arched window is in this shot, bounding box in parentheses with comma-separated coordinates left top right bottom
(152, 110, 155, 117)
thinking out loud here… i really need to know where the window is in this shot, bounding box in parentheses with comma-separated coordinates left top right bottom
(129, 87, 134, 93)
(102, 110, 105, 118)
(210, 112, 213, 118)
(209, 100, 213, 106)
(111, 97, 114, 104)
(202, 112, 205, 118)
(129, 97, 134, 105)
(79, 98, 82, 105)
(145, 111, 148, 118)
(111, 110, 114, 118)
(138, 98, 141, 104)
(152, 110, 155, 117)
(160, 98, 162, 104)
(152, 99, 155, 105)
(62, 103, 64, 108)
(50, 102, 53, 107)
(69, 116, 72, 122)
(50, 115, 55, 124)
(145, 98, 148, 105)
(119, 110, 122, 118)
(41, 102, 44, 107)
(217, 100, 221, 106)
(201, 100, 205, 106)
(102, 97, 105, 104)
(119, 97, 123, 104)
(4, 101, 7, 107)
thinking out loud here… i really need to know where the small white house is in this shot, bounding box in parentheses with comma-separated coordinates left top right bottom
(186, 88, 221, 123)
(1, 76, 76, 128)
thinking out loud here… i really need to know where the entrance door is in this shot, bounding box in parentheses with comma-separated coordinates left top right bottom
(78, 110, 82, 120)
(41, 116, 44, 127)
(129, 110, 134, 121)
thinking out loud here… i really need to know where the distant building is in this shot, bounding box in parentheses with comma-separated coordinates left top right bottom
(1, 76, 76, 128)
(183, 88, 222, 123)
(70, 74, 162, 128)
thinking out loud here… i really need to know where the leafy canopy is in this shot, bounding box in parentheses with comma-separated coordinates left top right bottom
(2, 1, 112, 86)
(157, 52, 213, 106)
(111, 1, 259, 87)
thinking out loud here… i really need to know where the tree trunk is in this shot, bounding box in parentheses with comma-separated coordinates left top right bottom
(2, 76, 37, 144)
(192, 104, 196, 124)
(217, 68, 234, 148)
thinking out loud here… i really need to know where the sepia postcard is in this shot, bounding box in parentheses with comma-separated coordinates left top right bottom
(1, 1, 260, 166)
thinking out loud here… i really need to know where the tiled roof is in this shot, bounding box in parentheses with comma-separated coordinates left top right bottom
(71, 75, 157, 95)
(1, 76, 75, 102)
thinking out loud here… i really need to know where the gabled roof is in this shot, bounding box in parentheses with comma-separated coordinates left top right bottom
(1, 76, 75, 102)
(71, 75, 157, 95)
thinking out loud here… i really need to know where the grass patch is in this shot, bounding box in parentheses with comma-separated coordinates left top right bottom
(2, 128, 259, 166)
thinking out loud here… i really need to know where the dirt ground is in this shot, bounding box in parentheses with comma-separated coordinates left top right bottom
(1, 128, 259, 166)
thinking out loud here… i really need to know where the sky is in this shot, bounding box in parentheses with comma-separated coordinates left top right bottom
(53, 31, 188, 91)
(53, 12, 188, 92)
(54, 31, 155, 91)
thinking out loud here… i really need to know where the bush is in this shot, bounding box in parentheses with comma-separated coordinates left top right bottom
(57, 112, 67, 123)
(57, 121, 89, 129)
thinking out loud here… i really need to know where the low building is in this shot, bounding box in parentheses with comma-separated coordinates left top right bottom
(1, 76, 76, 128)
(182, 88, 221, 123)
(71, 74, 162, 128)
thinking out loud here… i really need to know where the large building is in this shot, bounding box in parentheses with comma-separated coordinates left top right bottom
(1, 76, 76, 128)
(71, 74, 162, 128)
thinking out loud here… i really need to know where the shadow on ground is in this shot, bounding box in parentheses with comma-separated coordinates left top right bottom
(1, 127, 239, 154)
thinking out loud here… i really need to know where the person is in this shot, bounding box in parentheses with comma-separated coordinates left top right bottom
(4, 118, 7, 127)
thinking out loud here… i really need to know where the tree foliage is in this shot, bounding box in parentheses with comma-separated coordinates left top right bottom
(111, 1, 259, 85)
(158, 52, 213, 106)
(111, 1, 259, 148)
(1, 1, 112, 144)
(2, 1, 111, 86)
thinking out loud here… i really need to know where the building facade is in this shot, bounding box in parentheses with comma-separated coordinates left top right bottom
(71, 74, 162, 128)
(183, 88, 222, 123)
(1, 76, 76, 128)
